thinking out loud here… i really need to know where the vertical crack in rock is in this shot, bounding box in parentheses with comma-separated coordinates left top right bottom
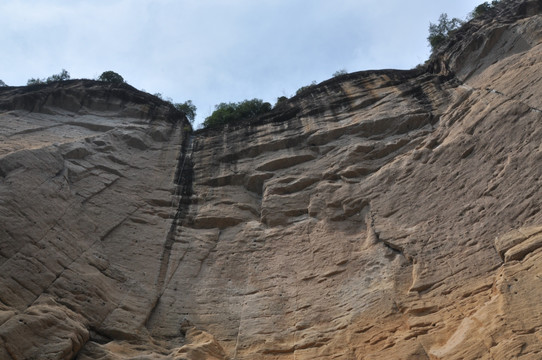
(5, 3, 542, 356)
(146, 132, 194, 326)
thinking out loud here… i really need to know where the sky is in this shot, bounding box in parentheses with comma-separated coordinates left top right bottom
(0, 0, 482, 127)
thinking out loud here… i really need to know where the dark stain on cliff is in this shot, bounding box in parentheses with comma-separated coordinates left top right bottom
(145, 129, 194, 329)
(157, 132, 194, 292)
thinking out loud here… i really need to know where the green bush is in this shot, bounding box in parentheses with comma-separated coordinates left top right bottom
(27, 69, 70, 85)
(98, 71, 124, 84)
(148, 92, 196, 124)
(295, 81, 317, 96)
(174, 100, 197, 124)
(470, 1, 499, 18)
(203, 98, 272, 129)
(27, 78, 44, 86)
(275, 96, 288, 107)
(427, 13, 463, 52)
(47, 69, 70, 82)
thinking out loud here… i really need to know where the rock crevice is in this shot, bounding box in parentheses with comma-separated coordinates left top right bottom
(2, 1, 542, 358)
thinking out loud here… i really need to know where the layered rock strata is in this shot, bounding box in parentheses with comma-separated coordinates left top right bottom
(0, 81, 195, 359)
(2, 0, 542, 359)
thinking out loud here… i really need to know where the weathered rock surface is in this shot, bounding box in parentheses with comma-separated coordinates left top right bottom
(0, 81, 195, 359)
(2, 0, 542, 358)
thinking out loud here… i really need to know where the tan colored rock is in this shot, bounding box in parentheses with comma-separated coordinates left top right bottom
(0, 81, 189, 359)
(0, 297, 89, 360)
(3, 1, 542, 359)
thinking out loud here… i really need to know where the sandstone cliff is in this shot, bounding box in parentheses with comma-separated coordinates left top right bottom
(2, 0, 542, 359)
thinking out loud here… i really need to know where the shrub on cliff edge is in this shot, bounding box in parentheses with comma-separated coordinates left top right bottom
(98, 71, 125, 84)
(174, 100, 197, 124)
(427, 13, 463, 52)
(27, 69, 71, 85)
(203, 99, 271, 129)
(470, 1, 500, 18)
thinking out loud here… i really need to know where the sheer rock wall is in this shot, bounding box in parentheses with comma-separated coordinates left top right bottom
(2, 1, 542, 359)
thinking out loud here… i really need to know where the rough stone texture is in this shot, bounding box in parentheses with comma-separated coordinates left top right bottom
(2, 1, 542, 359)
(0, 81, 195, 359)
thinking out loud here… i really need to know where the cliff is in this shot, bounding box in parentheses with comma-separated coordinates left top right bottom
(2, 0, 542, 359)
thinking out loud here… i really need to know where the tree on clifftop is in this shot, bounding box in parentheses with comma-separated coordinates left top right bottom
(203, 99, 272, 129)
(427, 13, 463, 52)
(46, 69, 70, 82)
(470, 0, 500, 19)
(27, 69, 70, 85)
(174, 100, 197, 124)
(98, 71, 125, 84)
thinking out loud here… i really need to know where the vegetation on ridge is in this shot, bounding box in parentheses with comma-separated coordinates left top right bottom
(10, 0, 502, 129)
(428, 1, 501, 53)
(203, 99, 272, 129)
(175, 100, 197, 124)
(27, 69, 70, 85)
(427, 14, 463, 52)
(21, 69, 197, 127)
(470, 0, 501, 19)
(203, 0, 503, 131)
(98, 71, 125, 84)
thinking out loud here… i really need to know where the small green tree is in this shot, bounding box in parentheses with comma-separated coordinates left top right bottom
(174, 100, 197, 124)
(204, 102, 235, 128)
(27, 78, 44, 85)
(203, 99, 272, 129)
(46, 69, 70, 82)
(428, 13, 463, 52)
(470, 1, 500, 18)
(98, 71, 124, 84)
(27, 69, 70, 85)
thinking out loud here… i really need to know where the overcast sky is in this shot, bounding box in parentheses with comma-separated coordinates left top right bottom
(0, 0, 481, 127)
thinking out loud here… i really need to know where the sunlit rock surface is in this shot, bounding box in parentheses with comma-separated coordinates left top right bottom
(2, 1, 542, 358)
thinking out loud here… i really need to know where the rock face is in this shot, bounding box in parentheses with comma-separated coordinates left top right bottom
(0, 81, 192, 359)
(2, 1, 542, 359)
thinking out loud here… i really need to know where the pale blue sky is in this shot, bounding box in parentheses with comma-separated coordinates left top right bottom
(0, 0, 481, 127)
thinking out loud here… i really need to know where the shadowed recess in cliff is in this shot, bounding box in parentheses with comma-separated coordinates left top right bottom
(153, 134, 195, 301)
(3, 1, 542, 359)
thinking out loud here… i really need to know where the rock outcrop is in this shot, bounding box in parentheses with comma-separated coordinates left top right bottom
(2, 0, 542, 358)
